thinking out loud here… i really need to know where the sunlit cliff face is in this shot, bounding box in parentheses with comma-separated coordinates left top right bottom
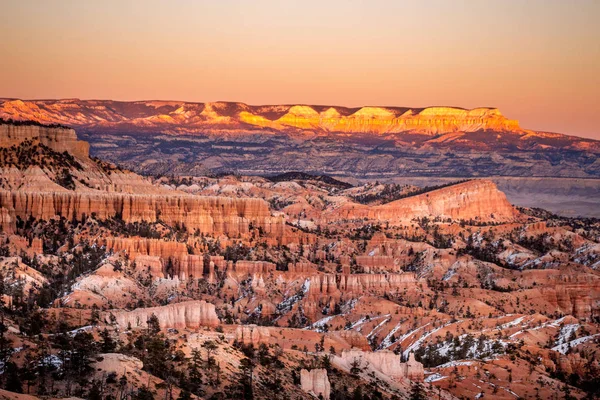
(0, 99, 520, 135)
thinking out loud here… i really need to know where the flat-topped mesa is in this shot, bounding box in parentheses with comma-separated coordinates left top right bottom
(0, 121, 89, 158)
(105, 300, 220, 329)
(334, 180, 517, 223)
(0, 99, 522, 136)
(250, 106, 521, 135)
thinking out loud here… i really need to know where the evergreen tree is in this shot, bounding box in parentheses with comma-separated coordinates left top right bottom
(3, 362, 23, 393)
(99, 328, 117, 353)
(409, 382, 427, 400)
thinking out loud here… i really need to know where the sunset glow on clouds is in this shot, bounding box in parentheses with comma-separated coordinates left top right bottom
(1, 0, 598, 138)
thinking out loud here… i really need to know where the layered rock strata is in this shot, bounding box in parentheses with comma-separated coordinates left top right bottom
(105, 300, 220, 329)
(0, 191, 284, 236)
(333, 180, 517, 222)
(300, 369, 331, 400)
(0, 100, 521, 136)
(0, 123, 89, 158)
(340, 350, 424, 382)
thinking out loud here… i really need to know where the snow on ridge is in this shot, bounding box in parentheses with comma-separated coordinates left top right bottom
(552, 334, 600, 354)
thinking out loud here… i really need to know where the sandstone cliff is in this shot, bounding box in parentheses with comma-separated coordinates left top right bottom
(0, 190, 283, 236)
(339, 350, 424, 382)
(0, 123, 89, 158)
(105, 300, 220, 329)
(0, 120, 285, 237)
(234, 324, 271, 346)
(332, 180, 517, 222)
(1, 99, 521, 136)
(300, 369, 331, 400)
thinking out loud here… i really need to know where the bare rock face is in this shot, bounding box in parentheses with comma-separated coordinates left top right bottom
(307, 273, 417, 299)
(93, 353, 143, 375)
(300, 369, 331, 400)
(373, 180, 517, 222)
(133, 255, 165, 279)
(0, 123, 89, 158)
(0, 207, 13, 234)
(334, 180, 517, 223)
(355, 255, 396, 272)
(232, 261, 276, 274)
(0, 191, 284, 237)
(0, 100, 521, 136)
(0, 121, 284, 238)
(404, 353, 425, 382)
(340, 350, 424, 382)
(106, 300, 220, 329)
(234, 324, 271, 345)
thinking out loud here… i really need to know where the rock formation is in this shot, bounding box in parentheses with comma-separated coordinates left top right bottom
(93, 353, 144, 375)
(0, 100, 521, 136)
(234, 324, 271, 346)
(300, 369, 331, 400)
(106, 300, 220, 329)
(340, 350, 424, 382)
(403, 353, 425, 382)
(355, 255, 396, 272)
(0, 190, 284, 236)
(333, 180, 517, 222)
(0, 123, 89, 158)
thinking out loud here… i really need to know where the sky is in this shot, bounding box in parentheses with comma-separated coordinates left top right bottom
(0, 0, 599, 139)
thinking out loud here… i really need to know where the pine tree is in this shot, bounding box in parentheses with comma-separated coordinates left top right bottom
(4, 362, 23, 393)
(409, 382, 427, 400)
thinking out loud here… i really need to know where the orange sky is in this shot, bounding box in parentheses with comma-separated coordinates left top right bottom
(1, 0, 599, 139)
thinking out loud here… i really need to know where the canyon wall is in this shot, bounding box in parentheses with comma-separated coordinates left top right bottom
(0, 123, 89, 158)
(0, 191, 284, 237)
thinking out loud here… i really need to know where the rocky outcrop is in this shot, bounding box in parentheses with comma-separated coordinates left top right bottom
(340, 350, 424, 382)
(234, 324, 271, 345)
(0, 207, 13, 234)
(104, 237, 188, 260)
(93, 353, 143, 375)
(0, 123, 89, 158)
(300, 369, 331, 400)
(339, 273, 417, 294)
(288, 262, 317, 274)
(133, 255, 165, 279)
(334, 180, 517, 222)
(538, 271, 600, 319)
(0, 191, 284, 236)
(403, 353, 425, 382)
(307, 273, 417, 299)
(232, 261, 276, 274)
(355, 255, 396, 272)
(106, 300, 220, 329)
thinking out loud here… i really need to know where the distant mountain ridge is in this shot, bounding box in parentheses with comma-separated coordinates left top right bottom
(0, 98, 521, 135)
(1, 98, 599, 181)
